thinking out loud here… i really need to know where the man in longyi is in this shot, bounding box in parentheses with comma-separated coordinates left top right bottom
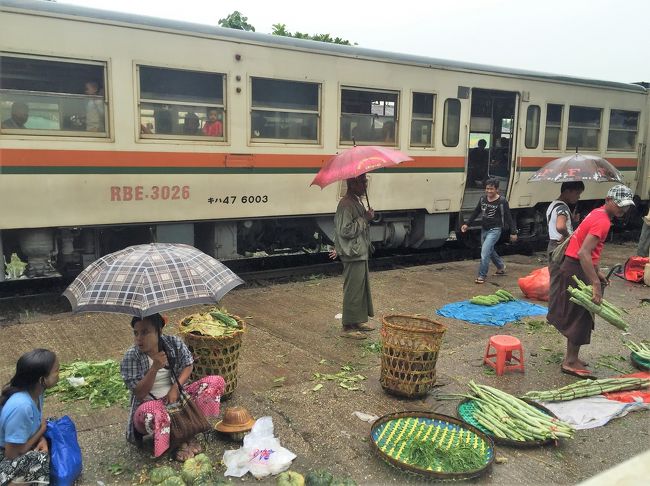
(332, 175, 375, 340)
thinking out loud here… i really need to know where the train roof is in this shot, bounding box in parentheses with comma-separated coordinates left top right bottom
(2, 0, 647, 94)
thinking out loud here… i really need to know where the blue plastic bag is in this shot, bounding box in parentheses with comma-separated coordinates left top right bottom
(44, 416, 83, 486)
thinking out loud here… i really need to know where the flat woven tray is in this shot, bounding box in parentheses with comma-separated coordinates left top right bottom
(631, 352, 650, 371)
(370, 411, 494, 480)
(457, 398, 558, 448)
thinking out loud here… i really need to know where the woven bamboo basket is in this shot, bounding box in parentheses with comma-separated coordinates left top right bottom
(180, 314, 246, 400)
(380, 314, 447, 398)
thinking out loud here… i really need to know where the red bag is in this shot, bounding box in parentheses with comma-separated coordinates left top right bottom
(517, 267, 550, 301)
(623, 256, 649, 282)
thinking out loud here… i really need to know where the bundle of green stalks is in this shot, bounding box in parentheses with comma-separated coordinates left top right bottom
(623, 340, 650, 361)
(567, 276, 629, 331)
(467, 382, 574, 442)
(523, 377, 650, 402)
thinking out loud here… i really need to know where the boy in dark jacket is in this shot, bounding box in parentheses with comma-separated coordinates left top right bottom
(461, 178, 517, 283)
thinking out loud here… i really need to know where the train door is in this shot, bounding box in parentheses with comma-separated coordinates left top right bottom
(462, 89, 518, 211)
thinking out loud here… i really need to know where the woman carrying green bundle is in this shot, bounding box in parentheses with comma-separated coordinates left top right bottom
(547, 185, 634, 379)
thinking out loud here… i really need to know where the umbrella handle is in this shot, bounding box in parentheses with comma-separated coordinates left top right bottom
(364, 187, 371, 210)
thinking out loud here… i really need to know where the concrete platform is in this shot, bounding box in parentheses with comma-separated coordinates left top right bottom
(0, 242, 648, 485)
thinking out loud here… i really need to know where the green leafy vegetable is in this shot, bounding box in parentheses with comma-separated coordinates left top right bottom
(46, 359, 129, 408)
(405, 439, 486, 472)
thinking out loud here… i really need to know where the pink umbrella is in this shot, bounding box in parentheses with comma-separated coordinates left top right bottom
(310, 145, 413, 189)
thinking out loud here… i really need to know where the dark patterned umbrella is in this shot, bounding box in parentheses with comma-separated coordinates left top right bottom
(528, 153, 623, 183)
(63, 243, 244, 317)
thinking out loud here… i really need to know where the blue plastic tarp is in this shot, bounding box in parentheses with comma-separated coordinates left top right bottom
(436, 300, 548, 326)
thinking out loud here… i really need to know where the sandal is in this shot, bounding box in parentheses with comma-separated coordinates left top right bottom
(355, 323, 375, 332)
(561, 366, 596, 380)
(475, 277, 485, 284)
(340, 330, 367, 340)
(495, 266, 507, 275)
(187, 438, 202, 455)
(175, 443, 195, 462)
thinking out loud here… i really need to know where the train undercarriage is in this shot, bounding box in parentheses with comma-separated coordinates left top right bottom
(0, 199, 642, 283)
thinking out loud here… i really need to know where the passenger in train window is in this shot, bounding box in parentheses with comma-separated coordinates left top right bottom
(490, 137, 510, 177)
(202, 108, 223, 137)
(1, 101, 29, 129)
(467, 139, 489, 187)
(381, 120, 395, 143)
(460, 178, 517, 284)
(332, 175, 375, 340)
(84, 80, 105, 132)
(153, 107, 173, 134)
(183, 112, 202, 136)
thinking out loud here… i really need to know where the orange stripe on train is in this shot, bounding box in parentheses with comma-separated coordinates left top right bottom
(0, 149, 466, 168)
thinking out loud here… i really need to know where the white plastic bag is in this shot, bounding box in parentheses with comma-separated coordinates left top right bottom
(223, 416, 296, 479)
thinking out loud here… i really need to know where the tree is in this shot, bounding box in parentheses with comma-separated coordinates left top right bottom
(271, 23, 353, 45)
(218, 11, 255, 31)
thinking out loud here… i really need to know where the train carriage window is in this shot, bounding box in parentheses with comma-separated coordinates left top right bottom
(250, 78, 320, 143)
(607, 109, 639, 151)
(410, 92, 435, 147)
(340, 88, 398, 145)
(0, 54, 107, 137)
(525, 105, 541, 148)
(138, 66, 225, 140)
(442, 98, 460, 147)
(544, 104, 563, 150)
(566, 106, 602, 151)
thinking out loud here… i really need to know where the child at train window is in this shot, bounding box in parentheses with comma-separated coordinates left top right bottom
(0, 349, 60, 485)
(202, 108, 223, 137)
(84, 80, 105, 132)
(460, 178, 518, 284)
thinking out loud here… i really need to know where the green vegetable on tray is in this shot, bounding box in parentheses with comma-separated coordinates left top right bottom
(470, 289, 515, 306)
(567, 276, 629, 331)
(448, 381, 574, 442)
(405, 439, 486, 472)
(523, 377, 650, 402)
(179, 307, 242, 338)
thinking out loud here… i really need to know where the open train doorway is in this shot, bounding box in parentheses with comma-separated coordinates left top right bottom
(462, 89, 518, 211)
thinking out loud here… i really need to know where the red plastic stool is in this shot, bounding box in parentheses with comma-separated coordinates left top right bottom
(484, 335, 525, 376)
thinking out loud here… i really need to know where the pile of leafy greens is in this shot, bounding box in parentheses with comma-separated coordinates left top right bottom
(47, 359, 130, 408)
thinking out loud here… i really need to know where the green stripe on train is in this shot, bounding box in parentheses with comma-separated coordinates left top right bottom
(0, 166, 466, 174)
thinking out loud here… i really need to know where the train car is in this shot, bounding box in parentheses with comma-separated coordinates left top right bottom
(1, 0, 648, 282)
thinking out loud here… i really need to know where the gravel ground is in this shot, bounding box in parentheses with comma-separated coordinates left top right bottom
(0, 242, 648, 485)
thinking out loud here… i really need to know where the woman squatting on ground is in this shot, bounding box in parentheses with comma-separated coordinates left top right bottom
(120, 313, 225, 461)
(0, 349, 59, 486)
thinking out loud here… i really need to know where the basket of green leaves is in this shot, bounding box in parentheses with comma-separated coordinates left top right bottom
(179, 307, 245, 399)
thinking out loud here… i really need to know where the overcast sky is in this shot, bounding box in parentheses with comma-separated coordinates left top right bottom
(60, 0, 649, 84)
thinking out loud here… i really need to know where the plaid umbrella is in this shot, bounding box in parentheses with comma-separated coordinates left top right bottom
(63, 243, 244, 318)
